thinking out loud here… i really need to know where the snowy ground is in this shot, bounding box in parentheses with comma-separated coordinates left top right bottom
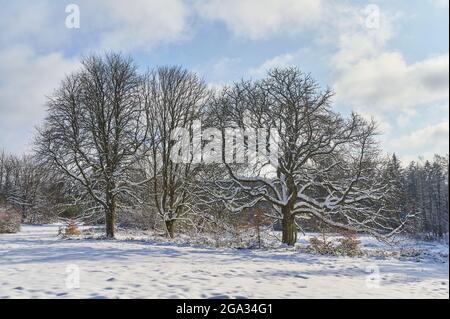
(0, 225, 448, 299)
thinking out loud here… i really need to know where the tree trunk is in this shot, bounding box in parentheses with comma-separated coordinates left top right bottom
(105, 192, 116, 239)
(282, 209, 297, 246)
(165, 220, 175, 238)
(105, 209, 115, 238)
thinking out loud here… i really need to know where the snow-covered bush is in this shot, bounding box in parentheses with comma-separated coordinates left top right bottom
(307, 234, 362, 257)
(307, 236, 336, 255)
(336, 235, 361, 257)
(0, 199, 21, 234)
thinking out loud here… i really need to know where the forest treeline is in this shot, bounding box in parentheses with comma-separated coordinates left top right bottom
(0, 53, 448, 244)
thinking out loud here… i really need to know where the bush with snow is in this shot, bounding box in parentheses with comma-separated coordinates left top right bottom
(307, 234, 362, 257)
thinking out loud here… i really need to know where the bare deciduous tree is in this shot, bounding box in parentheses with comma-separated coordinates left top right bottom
(207, 68, 405, 245)
(36, 53, 148, 238)
(142, 66, 209, 238)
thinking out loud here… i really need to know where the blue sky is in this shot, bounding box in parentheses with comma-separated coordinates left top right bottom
(0, 0, 448, 163)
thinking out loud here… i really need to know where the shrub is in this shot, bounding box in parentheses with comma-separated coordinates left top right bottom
(307, 233, 362, 256)
(336, 234, 361, 257)
(307, 236, 336, 255)
(64, 223, 81, 236)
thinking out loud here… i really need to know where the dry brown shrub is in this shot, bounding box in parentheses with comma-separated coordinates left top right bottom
(65, 223, 81, 236)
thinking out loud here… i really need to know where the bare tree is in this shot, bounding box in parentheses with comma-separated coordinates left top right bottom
(36, 53, 148, 238)
(207, 68, 404, 245)
(142, 66, 209, 238)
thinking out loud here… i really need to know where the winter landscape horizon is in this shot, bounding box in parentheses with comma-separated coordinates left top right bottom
(0, 0, 448, 305)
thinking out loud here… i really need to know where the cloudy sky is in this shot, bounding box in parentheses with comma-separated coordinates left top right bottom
(0, 0, 448, 162)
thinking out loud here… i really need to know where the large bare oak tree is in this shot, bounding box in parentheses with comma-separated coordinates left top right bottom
(207, 68, 404, 245)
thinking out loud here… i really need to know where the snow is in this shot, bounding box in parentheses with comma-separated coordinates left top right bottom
(0, 225, 448, 299)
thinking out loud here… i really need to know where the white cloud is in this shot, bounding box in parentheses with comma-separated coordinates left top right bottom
(0, 1, 195, 153)
(429, 0, 449, 8)
(88, 0, 193, 51)
(325, 4, 449, 160)
(334, 52, 449, 112)
(248, 52, 298, 78)
(195, 0, 324, 40)
(208, 57, 242, 82)
(329, 5, 449, 116)
(386, 120, 449, 159)
(0, 46, 79, 154)
(0, 0, 193, 53)
(0, 1, 72, 50)
(244, 3, 449, 159)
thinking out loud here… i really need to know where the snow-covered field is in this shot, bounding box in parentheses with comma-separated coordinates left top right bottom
(0, 225, 448, 299)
